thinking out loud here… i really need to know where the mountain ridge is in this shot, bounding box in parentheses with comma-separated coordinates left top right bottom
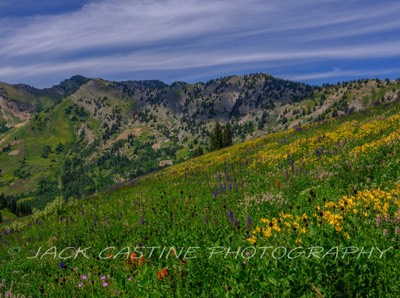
(0, 73, 399, 210)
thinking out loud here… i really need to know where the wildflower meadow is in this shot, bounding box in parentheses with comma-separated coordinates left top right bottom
(1, 101, 400, 297)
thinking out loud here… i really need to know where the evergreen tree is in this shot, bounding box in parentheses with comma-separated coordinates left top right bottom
(0, 193, 5, 209)
(223, 123, 233, 147)
(56, 142, 65, 154)
(0, 211, 2, 223)
(42, 145, 52, 158)
(195, 146, 204, 157)
(10, 199, 17, 215)
(210, 122, 223, 150)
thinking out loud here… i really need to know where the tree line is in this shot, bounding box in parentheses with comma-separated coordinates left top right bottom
(0, 193, 33, 219)
(210, 122, 233, 151)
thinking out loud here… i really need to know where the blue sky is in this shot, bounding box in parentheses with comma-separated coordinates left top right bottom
(0, 0, 399, 87)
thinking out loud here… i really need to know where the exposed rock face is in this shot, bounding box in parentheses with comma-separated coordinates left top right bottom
(159, 160, 173, 167)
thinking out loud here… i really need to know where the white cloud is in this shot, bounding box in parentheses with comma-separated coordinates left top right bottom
(0, 0, 399, 86)
(283, 67, 400, 81)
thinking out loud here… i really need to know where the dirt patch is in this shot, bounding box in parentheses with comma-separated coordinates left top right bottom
(152, 143, 161, 150)
(10, 140, 21, 146)
(117, 127, 143, 141)
(116, 131, 130, 141)
(159, 160, 173, 167)
(13, 119, 30, 129)
(133, 127, 142, 136)
(348, 100, 364, 111)
(8, 148, 21, 156)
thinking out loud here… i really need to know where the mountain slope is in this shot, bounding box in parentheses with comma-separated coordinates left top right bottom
(1, 100, 400, 296)
(0, 74, 399, 210)
(0, 75, 89, 130)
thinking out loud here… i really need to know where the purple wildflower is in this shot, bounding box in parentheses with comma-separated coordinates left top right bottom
(316, 148, 321, 159)
(213, 188, 218, 198)
(376, 215, 382, 227)
(228, 211, 234, 222)
(247, 215, 252, 227)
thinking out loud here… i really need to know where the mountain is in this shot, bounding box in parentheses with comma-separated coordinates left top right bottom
(0, 74, 399, 210)
(0, 75, 89, 129)
(1, 97, 400, 296)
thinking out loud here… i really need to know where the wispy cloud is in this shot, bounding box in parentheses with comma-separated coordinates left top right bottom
(284, 67, 400, 82)
(0, 0, 399, 86)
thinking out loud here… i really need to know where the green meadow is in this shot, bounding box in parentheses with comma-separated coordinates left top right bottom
(1, 101, 400, 297)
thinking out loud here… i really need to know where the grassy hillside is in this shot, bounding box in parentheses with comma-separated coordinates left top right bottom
(0, 98, 76, 208)
(1, 76, 399, 213)
(0, 75, 88, 131)
(1, 101, 399, 296)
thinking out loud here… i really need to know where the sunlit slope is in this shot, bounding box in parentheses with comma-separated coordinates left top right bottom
(1, 76, 400, 209)
(1, 102, 400, 297)
(0, 98, 76, 206)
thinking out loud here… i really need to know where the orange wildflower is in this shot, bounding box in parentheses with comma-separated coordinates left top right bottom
(130, 252, 137, 264)
(275, 180, 281, 189)
(137, 256, 145, 266)
(158, 267, 168, 280)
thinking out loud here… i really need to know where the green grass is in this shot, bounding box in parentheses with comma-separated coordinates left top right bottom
(0, 209, 17, 225)
(175, 147, 190, 161)
(1, 101, 400, 296)
(0, 99, 75, 200)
